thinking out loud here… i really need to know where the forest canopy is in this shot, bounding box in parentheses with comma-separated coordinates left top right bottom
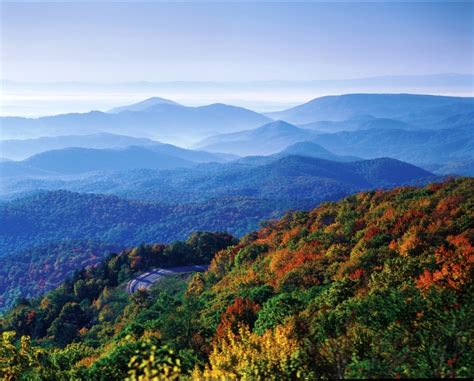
(1, 178, 473, 379)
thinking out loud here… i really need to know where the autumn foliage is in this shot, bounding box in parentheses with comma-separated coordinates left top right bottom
(1, 178, 473, 379)
(215, 297, 260, 341)
(203, 178, 474, 378)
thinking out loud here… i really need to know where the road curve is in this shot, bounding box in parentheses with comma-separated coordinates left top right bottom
(126, 264, 209, 295)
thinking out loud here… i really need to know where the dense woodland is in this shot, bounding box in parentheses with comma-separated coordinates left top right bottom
(1, 178, 472, 379)
(0, 241, 120, 312)
(0, 190, 276, 256)
(0, 156, 435, 309)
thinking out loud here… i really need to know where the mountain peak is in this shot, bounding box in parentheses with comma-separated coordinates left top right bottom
(108, 96, 180, 113)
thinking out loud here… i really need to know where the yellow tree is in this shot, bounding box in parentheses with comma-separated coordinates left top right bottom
(201, 322, 312, 380)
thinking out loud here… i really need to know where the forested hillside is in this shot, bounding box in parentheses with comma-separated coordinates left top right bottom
(0, 156, 436, 309)
(0, 191, 276, 256)
(1, 178, 472, 379)
(1, 155, 435, 202)
(1, 157, 435, 257)
(0, 241, 120, 312)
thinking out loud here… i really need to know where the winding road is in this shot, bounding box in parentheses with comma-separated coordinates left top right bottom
(126, 264, 209, 295)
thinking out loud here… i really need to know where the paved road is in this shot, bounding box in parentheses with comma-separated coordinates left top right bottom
(126, 264, 209, 295)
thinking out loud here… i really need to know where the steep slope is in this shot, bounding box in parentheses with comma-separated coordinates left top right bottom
(108, 96, 181, 113)
(0, 133, 162, 160)
(194, 120, 317, 156)
(2, 178, 472, 379)
(268, 93, 474, 125)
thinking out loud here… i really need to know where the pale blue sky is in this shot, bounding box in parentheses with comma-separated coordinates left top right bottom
(1, 1, 473, 82)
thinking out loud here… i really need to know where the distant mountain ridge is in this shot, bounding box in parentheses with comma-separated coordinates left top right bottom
(108, 96, 181, 113)
(298, 115, 415, 133)
(22, 146, 196, 174)
(194, 117, 473, 174)
(278, 141, 360, 162)
(0, 155, 436, 256)
(194, 120, 317, 156)
(2, 93, 472, 145)
(0, 153, 436, 203)
(310, 127, 474, 168)
(268, 93, 474, 126)
(1, 143, 237, 177)
(0, 133, 162, 160)
(235, 142, 361, 166)
(0, 103, 272, 143)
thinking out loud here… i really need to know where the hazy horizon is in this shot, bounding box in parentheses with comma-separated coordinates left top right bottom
(2, 1, 473, 116)
(2, 73, 474, 117)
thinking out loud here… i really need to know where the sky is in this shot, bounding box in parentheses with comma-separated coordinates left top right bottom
(0, 1, 473, 115)
(1, 1, 473, 82)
